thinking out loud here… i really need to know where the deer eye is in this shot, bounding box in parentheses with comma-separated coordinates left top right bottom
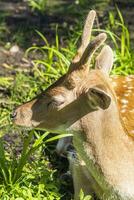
(47, 100, 64, 110)
(46, 94, 65, 110)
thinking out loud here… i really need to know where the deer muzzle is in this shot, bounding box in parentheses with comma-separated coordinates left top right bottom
(12, 99, 39, 128)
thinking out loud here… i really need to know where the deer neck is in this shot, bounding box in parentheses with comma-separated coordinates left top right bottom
(73, 101, 134, 199)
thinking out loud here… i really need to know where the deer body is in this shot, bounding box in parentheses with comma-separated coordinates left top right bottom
(73, 95, 134, 199)
(12, 10, 134, 200)
(63, 70, 134, 200)
(56, 74, 134, 199)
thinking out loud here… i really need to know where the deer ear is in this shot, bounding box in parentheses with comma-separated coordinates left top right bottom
(86, 87, 111, 110)
(95, 45, 113, 74)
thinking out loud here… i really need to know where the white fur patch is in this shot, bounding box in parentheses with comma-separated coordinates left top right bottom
(121, 99, 128, 104)
(127, 86, 133, 89)
(127, 89, 132, 93)
(124, 93, 130, 97)
(121, 109, 126, 113)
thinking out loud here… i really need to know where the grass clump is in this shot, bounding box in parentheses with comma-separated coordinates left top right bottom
(0, 25, 73, 199)
(106, 8, 134, 75)
(28, 0, 47, 14)
(0, 130, 70, 199)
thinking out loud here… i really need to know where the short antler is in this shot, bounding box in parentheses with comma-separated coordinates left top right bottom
(79, 33, 107, 67)
(81, 10, 96, 53)
(69, 10, 107, 71)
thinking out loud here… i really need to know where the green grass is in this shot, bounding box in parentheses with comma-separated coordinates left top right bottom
(0, 24, 73, 200)
(28, 0, 47, 13)
(0, 8, 134, 200)
(104, 7, 134, 75)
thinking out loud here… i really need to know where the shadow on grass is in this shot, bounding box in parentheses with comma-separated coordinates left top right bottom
(0, 0, 110, 48)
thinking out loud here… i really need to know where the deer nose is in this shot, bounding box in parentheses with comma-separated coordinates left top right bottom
(11, 110, 17, 119)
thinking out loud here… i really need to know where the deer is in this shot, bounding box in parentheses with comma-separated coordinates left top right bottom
(12, 10, 134, 200)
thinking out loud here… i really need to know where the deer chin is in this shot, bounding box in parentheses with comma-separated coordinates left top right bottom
(14, 118, 41, 129)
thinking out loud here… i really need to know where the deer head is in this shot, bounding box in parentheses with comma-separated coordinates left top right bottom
(13, 10, 112, 133)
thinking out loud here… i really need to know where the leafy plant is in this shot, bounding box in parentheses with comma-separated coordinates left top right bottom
(0, 129, 72, 200)
(0, 130, 72, 185)
(79, 189, 92, 200)
(28, 0, 47, 14)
